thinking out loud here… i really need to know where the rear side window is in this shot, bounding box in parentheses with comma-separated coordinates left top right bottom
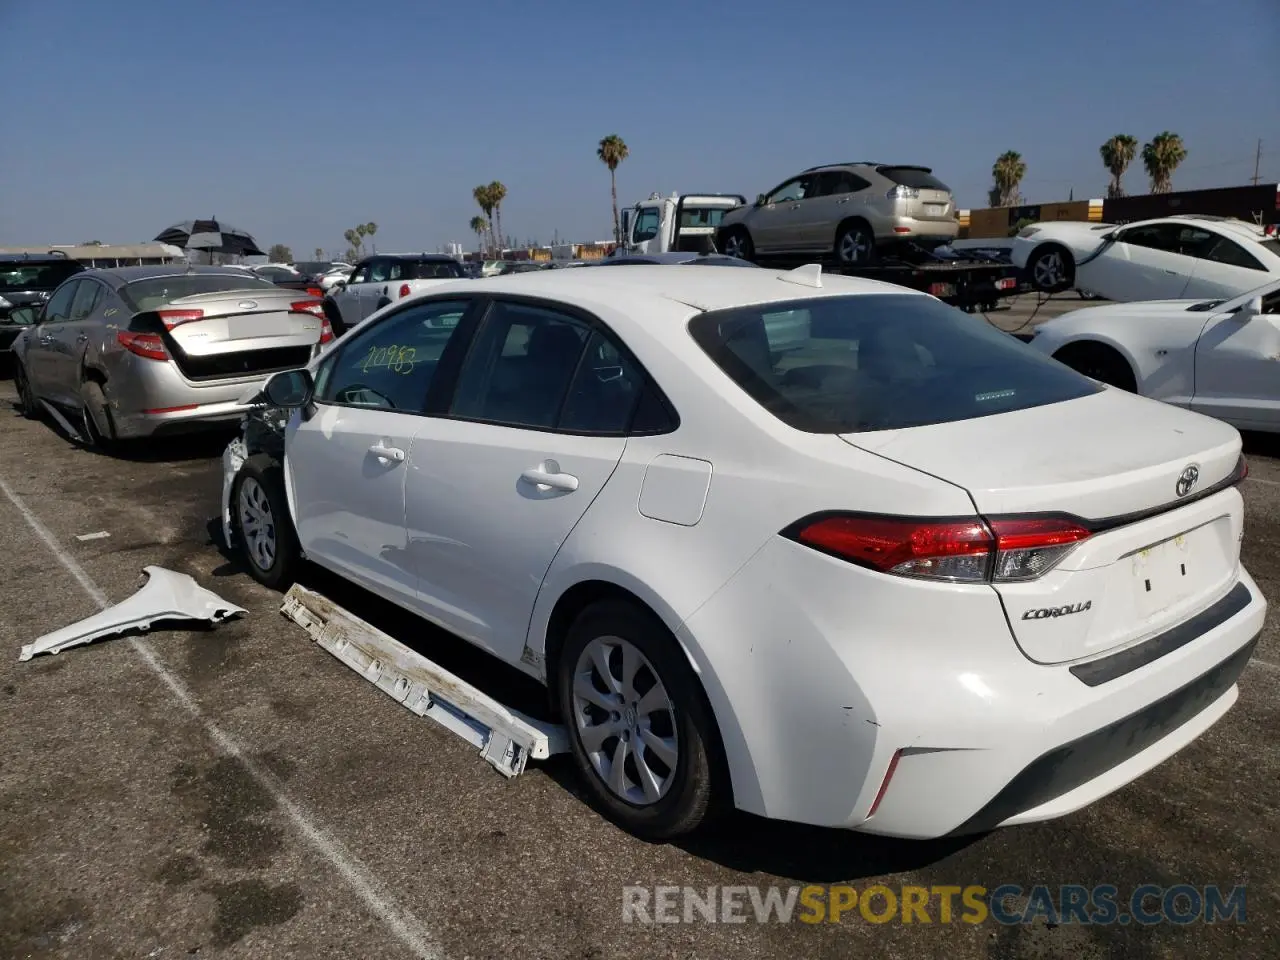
(876, 167, 951, 192)
(408, 259, 465, 280)
(120, 274, 273, 311)
(1200, 235, 1264, 270)
(688, 294, 1100, 433)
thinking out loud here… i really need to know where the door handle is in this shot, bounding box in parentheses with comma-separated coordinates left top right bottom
(368, 443, 405, 463)
(789, 204, 801, 210)
(520, 467, 579, 492)
(1163, 269, 1178, 275)
(837, 198, 850, 204)
(76, 334, 88, 342)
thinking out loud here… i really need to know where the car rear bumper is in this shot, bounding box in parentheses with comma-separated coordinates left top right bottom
(879, 216, 960, 241)
(677, 536, 1266, 838)
(113, 399, 258, 438)
(104, 356, 271, 439)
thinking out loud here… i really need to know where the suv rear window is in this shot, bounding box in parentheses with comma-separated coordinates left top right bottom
(120, 274, 274, 311)
(688, 294, 1099, 433)
(0, 260, 83, 291)
(876, 166, 951, 192)
(408, 259, 465, 280)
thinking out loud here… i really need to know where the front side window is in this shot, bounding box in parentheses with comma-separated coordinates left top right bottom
(767, 178, 811, 204)
(688, 294, 1100, 433)
(633, 208, 661, 242)
(348, 263, 371, 284)
(314, 299, 469, 411)
(42, 280, 80, 322)
(1117, 224, 1182, 253)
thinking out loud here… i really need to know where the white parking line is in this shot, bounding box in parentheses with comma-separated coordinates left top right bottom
(0, 473, 439, 960)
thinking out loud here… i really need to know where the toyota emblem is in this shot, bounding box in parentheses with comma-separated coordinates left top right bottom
(238, 300, 258, 310)
(1175, 464, 1200, 498)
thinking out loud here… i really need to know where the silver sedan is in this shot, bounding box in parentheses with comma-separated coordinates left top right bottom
(9, 265, 332, 447)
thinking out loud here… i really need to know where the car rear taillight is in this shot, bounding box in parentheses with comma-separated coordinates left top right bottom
(116, 331, 168, 361)
(886, 185, 920, 200)
(290, 299, 325, 319)
(399, 283, 411, 298)
(306, 286, 324, 297)
(157, 309, 204, 330)
(986, 517, 1092, 582)
(785, 513, 1091, 583)
(319, 319, 334, 344)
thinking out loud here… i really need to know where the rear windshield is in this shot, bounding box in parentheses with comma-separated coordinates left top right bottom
(877, 166, 951, 192)
(688, 294, 1100, 433)
(120, 274, 275, 311)
(293, 261, 334, 275)
(0, 260, 83, 291)
(409, 259, 465, 280)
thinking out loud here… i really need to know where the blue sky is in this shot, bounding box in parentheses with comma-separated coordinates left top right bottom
(2, 0, 1277, 256)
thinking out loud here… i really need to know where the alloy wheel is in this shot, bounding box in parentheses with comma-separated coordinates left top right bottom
(1033, 251, 1066, 289)
(238, 476, 277, 571)
(722, 233, 746, 259)
(570, 635, 679, 805)
(838, 228, 872, 263)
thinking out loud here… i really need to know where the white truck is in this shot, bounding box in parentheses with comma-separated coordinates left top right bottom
(615, 193, 748, 256)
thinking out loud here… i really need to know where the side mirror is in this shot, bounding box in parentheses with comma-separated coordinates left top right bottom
(1237, 296, 1264, 319)
(263, 368, 314, 408)
(3, 306, 37, 326)
(755, 194, 767, 207)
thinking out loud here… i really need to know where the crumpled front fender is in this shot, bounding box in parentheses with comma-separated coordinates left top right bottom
(221, 435, 248, 550)
(19, 566, 247, 661)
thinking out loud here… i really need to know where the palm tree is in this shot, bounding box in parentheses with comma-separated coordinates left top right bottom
(473, 184, 495, 255)
(991, 151, 1026, 207)
(597, 134, 629, 243)
(1099, 134, 1139, 199)
(469, 215, 488, 254)
(343, 228, 361, 260)
(487, 182, 507, 255)
(1142, 132, 1187, 194)
(364, 222, 377, 254)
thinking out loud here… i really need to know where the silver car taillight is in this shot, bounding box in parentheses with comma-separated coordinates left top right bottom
(886, 185, 920, 200)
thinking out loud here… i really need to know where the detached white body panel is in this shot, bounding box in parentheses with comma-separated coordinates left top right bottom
(20, 566, 246, 661)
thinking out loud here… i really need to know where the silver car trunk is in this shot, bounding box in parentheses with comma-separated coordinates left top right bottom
(159, 289, 322, 357)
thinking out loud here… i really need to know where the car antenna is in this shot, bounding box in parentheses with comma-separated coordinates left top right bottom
(779, 263, 823, 288)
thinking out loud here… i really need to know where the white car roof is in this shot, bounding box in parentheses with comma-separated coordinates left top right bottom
(448, 264, 925, 315)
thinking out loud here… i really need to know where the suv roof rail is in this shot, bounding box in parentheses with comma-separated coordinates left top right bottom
(801, 161, 884, 172)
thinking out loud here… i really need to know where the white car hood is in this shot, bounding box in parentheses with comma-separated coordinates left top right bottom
(841, 387, 1240, 520)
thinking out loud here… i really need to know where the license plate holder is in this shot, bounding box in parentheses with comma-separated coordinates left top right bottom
(1131, 535, 1195, 619)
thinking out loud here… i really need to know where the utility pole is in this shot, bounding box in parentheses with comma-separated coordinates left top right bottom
(1252, 139, 1262, 185)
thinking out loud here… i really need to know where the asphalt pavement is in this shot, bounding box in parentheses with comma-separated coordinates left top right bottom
(1, 309, 1278, 959)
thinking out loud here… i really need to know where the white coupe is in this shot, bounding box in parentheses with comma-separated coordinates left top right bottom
(1011, 215, 1280, 301)
(228, 265, 1264, 841)
(1027, 277, 1280, 432)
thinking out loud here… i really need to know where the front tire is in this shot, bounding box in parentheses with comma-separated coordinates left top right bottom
(719, 227, 754, 262)
(1027, 244, 1075, 293)
(557, 600, 727, 841)
(13, 361, 38, 418)
(1054, 342, 1136, 392)
(231, 454, 300, 589)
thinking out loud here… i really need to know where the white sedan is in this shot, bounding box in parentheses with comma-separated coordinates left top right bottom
(1011, 215, 1280, 301)
(229, 265, 1264, 840)
(1027, 278, 1280, 432)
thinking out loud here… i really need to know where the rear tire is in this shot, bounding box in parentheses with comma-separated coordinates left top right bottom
(1054, 342, 1136, 392)
(80, 380, 115, 451)
(231, 454, 300, 590)
(13, 361, 38, 419)
(556, 599, 728, 841)
(719, 227, 754, 262)
(834, 220, 877, 266)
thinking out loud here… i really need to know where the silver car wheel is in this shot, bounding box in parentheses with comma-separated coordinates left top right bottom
(722, 233, 745, 259)
(571, 635, 679, 805)
(238, 477, 277, 571)
(1033, 251, 1066, 289)
(838, 228, 872, 263)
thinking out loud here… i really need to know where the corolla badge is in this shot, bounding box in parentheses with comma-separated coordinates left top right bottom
(238, 300, 258, 310)
(1175, 464, 1200, 498)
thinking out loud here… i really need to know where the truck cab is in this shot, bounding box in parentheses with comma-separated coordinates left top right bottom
(616, 193, 747, 256)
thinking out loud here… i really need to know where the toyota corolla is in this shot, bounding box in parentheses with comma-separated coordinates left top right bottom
(226, 264, 1264, 841)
